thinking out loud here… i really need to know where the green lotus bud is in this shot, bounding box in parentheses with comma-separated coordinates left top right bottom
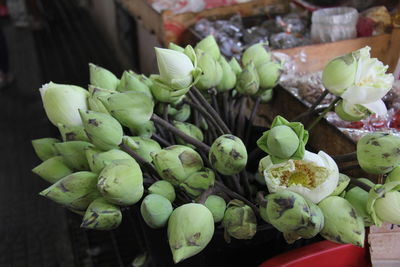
(335, 100, 369, 122)
(86, 148, 134, 174)
(39, 82, 89, 127)
(39, 171, 100, 211)
(87, 85, 115, 114)
(148, 180, 176, 202)
(318, 196, 365, 246)
(122, 136, 161, 162)
(367, 182, 400, 226)
(132, 252, 148, 267)
(322, 53, 357, 96)
(169, 42, 185, 52)
(204, 195, 226, 223)
(229, 58, 242, 76)
(216, 56, 237, 92)
(97, 159, 144, 205)
(140, 194, 173, 229)
(32, 156, 73, 183)
(173, 121, 204, 148)
(89, 63, 119, 90)
(81, 197, 122, 230)
(117, 71, 152, 100)
(195, 35, 220, 60)
(236, 62, 260, 95)
(209, 134, 247, 175)
(356, 132, 400, 174)
(222, 200, 257, 240)
(100, 91, 154, 129)
(242, 43, 271, 67)
(257, 60, 282, 89)
(57, 123, 89, 142)
(129, 121, 156, 138)
(172, 104, 191, 122)
(258, 88, 273, 103)
(386, 165, 400, 183)
(264, 190, 324, 241)
(345, 181, 374, 226)
(196, 49, 222, 90)
(32, 137, 60, 161)
(167, 203, 214, 263)
(330, 173, 350, 196)
(150, 77, 190, 103)
(54, 141, 92, 170)
(257, 116, 308, 163)
(152, 145, 204, 186)
(79, 110, 123, 151)
(180, 168, 215, 199)
(156, 48, 195, 90)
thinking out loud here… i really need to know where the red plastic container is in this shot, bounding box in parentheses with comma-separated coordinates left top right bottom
(259, 240, 371, 267)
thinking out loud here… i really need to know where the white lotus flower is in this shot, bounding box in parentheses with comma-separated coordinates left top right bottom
(39, 82, 89, 127)
(155, 47, 194, 90)
(263, 150, 339, 203)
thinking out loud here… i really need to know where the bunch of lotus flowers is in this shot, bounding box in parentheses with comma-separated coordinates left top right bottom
(31, 35, 397, 264)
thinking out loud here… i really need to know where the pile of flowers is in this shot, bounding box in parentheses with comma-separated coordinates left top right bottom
(31, 35, 399, 264)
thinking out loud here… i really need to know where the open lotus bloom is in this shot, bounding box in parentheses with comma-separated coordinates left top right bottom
(323, 46, 394, 116)
(263, 151, 339, 203)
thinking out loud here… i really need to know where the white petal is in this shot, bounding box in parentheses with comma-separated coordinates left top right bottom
(302, 150, 325, 167)
(361, 99, 387, 115)
(155, 48, 194, 83)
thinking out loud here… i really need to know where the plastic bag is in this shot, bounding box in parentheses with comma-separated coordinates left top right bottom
(311, 7, 358, 43)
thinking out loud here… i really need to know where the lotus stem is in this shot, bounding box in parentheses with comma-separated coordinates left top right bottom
(197, 187, 215, 204)
(349, 177, 372, 192)
(215, 181, 258, 215)
(152, 134, 172, 147)
(236, 96, 248, 139)
(294, 89, 329, 122)
(338, 163, 361, 172)
(333, 152, 357, 163)
(244, 97, 261, 146)
(306, 97, 340, 131)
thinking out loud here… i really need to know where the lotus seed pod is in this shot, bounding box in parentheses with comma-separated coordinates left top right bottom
(140, 194, 173, 229)
(32, 137, 60, 161)
(168, 203, 214, 263)
(57, 123, 89, 142)
(79, 109, 123, 151)
(267, 125, 300, 159)
(209, 135, 247, 176)
(386, 166, 400, 183)
(169, 42, 185, 52)
(117, 71, 152, 99)
(89, 63, 119, 90)
(150, 77, 190, 103)
(264, 190, 324, 240)
(242, 43, 271, 67)
(32, 156, 73, 183)
(195, 35, 220, 60)
(222, 200, 257, 240)
(335, 100, 369, 122)
(173, 121, 204, 149)
(258, 88, 273, 103)
(81, 197, 122, 230)
(87, 85, 115, 114)
(345, 183, 374, 226)
(257, 60, 282, 89)
(152, 145, 204, 186)
(322, 53, 357, 96)
(179, 168, 215, 199)
(100, 92, 154, 129)
(204, 195, 226, 223)
(171, 103, 191, 122)
(86, 148, 134, 174)
(318, 196, 365, 246)
(123, 136, 161, 162)
(236, 62, 260, 95)
(367, 181, 400, 226)
(216, 56, 236, 92)
(39, 171, 100, 211)
(148, 180, 176, 202)
(129, 121, 156, 138)
(229, 58, 242, 76)
(97, 159, 144, 206)
(196, 49, 222, 90)
(330, 173, 350, 196)
(54, 141, 93, 170)
(356, 132, 400, 174)
(39, 82, 89, 127)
